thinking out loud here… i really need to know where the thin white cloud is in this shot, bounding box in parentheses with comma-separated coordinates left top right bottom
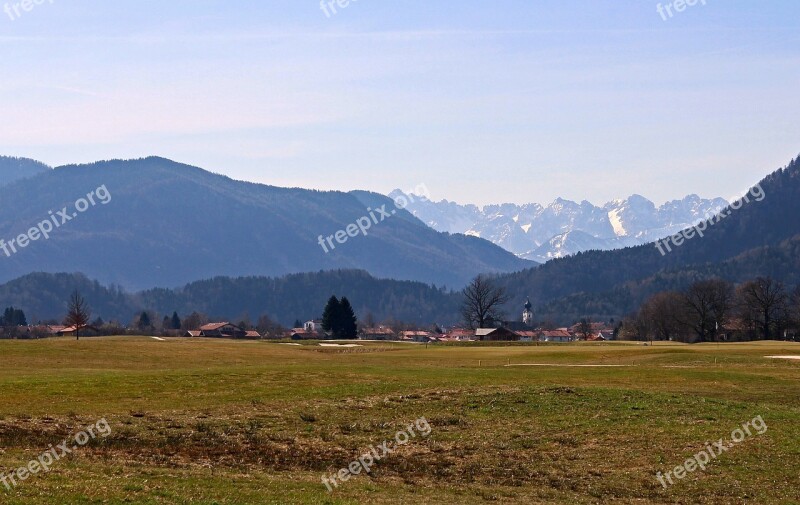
(1, 26, 797, 44)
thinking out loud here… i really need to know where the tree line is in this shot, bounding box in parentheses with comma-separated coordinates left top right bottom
(620, 277, 800, 342)
(0, 286, 420, 340)
(1, 306, 27, 326)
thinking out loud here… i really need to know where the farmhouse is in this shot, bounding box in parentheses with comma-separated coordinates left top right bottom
(57, 325, 100, 337)
(199, 322, 246, 338)
(540, 330, 573, 342)
(589, 330, 614, 341)
(360, 326, 396, 340)
(447, 328, 475, 341)
(288, 328, 319, 340)
(516, 330, 539, 342)
(476, 327, 520, 341)
(401, 330, 434, 342)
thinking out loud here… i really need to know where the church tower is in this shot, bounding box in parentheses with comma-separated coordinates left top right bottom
(523, 298, 533, 327)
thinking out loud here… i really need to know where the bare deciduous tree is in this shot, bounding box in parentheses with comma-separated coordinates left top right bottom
(65, 290, 91, 341)
(737, 277, 789, 340)
(791, 286, 800, 340)
(619, 315, 650, 342)
(577, 318, 593, 341)
(639, 291, 685, 341)
(460, 275, 510, 329)
(182, 311, 208, 331)
(681, 279, 734, 342)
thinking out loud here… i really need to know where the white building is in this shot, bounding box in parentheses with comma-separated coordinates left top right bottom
(304, 320, 324, 333)
(523, 298, 534, 327)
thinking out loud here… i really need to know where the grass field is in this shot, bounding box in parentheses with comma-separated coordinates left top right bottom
(0, 338, 799, 504)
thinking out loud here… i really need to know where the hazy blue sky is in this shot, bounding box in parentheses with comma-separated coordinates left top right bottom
(1, 1, 798, 205)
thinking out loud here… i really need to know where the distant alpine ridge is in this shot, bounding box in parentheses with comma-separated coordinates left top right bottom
(390, 191, 729, 262)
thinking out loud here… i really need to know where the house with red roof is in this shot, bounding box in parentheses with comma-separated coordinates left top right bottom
(199, 322, 246, 339)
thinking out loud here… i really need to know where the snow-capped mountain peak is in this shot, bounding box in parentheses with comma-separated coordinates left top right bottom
(392, 190, 729, 263)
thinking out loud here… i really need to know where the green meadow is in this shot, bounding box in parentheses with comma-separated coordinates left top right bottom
(0, 338, 798, 504)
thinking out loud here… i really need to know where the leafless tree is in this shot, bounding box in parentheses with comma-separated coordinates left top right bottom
(460, 275, 510, 329)
(182, 311, 208, 331)
(362, 311, 376, 329)
(791, 286, 800, 340)
(255, 314, 281, 337)
(65, 290, 91, 341)
(737, 277, 789, 340)
(639, 291, 685, 341)
(618, 315, 649, 341)
(577, 318, 593, 341)
(681, 279, 734, 342)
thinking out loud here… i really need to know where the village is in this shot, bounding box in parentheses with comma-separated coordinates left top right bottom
(1, 298, 617, 343)
(285, 298, 616, 343)
(3, 320, 616, 343)
(4, 272, 797, 344)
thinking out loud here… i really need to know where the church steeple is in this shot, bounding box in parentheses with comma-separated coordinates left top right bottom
(523, 298, 533, 326)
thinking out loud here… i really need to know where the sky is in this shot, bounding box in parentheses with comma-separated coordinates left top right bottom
(1, 0, 798, 206)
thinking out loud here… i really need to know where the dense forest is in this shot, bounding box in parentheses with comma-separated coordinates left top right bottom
(0, 270, 461, 327)
(618, 277, 800, 343)
(0, 156, 50, 186)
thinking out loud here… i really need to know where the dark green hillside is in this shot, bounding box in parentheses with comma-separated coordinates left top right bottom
(0, 270, 460, 326)
(0, 157, 532, 290)
(0, 156, 50, 186)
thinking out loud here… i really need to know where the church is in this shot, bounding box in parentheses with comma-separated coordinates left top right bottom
(502, 298, 535, 332)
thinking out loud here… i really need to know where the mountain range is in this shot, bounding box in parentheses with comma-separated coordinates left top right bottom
(391, 190, 729, 262)
(495, 155, 800, 324)
(0, 157, 532, 290)
(0, 154, 796, 327)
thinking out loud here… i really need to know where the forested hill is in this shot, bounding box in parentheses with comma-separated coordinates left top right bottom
(0, 270, 461, 326)
(0, 156, 533, 290)
(0, 156, 50, 186)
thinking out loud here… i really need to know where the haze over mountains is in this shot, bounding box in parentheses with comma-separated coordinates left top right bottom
(0, 157, 531, 290)
(391, 190, 729, 262)
(0, 156, 51, 186)
(0, 154, 795, 326)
